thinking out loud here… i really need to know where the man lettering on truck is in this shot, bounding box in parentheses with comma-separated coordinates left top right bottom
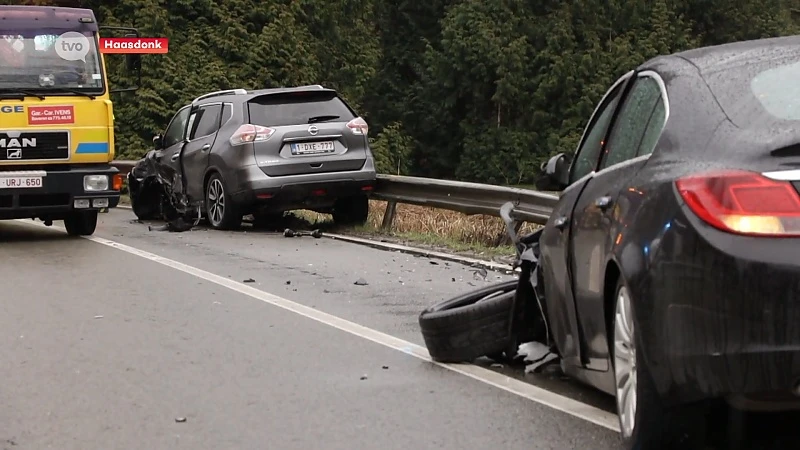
(0, 5, 140, 236)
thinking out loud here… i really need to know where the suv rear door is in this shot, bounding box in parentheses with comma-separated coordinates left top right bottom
(182, 102, 224, 200)
(246, 90, 368, 177)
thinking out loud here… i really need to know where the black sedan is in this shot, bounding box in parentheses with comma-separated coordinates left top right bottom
(533, 35, 800, 449)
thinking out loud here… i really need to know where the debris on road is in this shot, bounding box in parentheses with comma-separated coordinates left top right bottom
(360, 375, 368, 380)
(518, 341, 559, 374)
(283, 228, 323, 238)
(471, 268, 488, 280)
(94, 315, 103, 319)
(243, 278, 255, 283)
(354, 278, 368, 286)
(175, 417, 187, 423)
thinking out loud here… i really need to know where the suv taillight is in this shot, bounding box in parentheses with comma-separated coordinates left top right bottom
(675, 169, 800, 236)
(346, 117, 368, 136)
(230, 124, 275, 146)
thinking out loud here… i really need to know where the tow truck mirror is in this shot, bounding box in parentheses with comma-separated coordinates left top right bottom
(153, 134, 164, 150)
(102, 27, 142, 94)
(125, 54, 141, 72)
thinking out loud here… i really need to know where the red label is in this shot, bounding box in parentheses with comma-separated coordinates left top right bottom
(27, 105, 75, 125)
(99, 38, 169, 54)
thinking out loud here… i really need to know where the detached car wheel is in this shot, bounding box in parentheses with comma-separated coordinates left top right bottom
(611, 278, 707, 449)
(419, 280, 519, 363)
(64, 210, 98, 236)
(205, 173, 241, 230)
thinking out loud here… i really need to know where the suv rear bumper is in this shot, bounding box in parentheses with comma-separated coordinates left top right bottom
(0, 165, 120, 220)
(229, 158, 377, 208)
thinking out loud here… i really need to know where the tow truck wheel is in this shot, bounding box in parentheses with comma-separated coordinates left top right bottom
(64, 210, 98, 236)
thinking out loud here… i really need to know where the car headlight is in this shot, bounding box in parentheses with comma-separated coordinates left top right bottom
(84, 175, 109, 191)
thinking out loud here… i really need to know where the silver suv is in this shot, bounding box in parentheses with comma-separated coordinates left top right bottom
(129, 85, 377, 229)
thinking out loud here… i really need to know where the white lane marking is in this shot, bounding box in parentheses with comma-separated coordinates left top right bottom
(18, 218, 620, 432)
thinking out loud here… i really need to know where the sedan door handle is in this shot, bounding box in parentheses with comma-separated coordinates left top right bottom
(201, 144, 211, 151)
(595, 196, 613, 210)
(171, 153, 179, 161)
(554, 216, 569, 230)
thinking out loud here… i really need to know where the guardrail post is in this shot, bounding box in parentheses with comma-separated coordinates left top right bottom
(381, 201, 397, 231)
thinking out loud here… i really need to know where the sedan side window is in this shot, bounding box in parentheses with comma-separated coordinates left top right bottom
(637, 97, 666, 157)
(163, 106, 191, 148)
(600, 75, 662, 169)
(569, 79, 628, 184)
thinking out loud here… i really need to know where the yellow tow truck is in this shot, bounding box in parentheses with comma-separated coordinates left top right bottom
(0, 4, 140, 236)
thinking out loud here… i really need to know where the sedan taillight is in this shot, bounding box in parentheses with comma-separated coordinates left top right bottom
(676, 169, 800, 236)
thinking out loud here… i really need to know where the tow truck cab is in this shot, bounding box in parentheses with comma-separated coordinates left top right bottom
(0, 5, 140, 236)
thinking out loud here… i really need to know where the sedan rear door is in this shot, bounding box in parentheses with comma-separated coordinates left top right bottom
(569, 70, 669, 372)
(539, 71, 633, 367)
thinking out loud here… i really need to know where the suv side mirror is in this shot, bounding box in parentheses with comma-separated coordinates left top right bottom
(535, 153, 570, 191)
(153, 134, 164, 150)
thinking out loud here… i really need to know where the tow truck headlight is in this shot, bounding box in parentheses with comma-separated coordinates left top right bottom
(84, 175, 108, 191)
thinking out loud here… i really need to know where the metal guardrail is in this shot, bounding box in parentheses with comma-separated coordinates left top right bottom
(110, 160, 559, 227)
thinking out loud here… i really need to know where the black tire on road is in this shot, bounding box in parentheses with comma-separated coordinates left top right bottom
(419, 280, 519, 363)
(64, 210, 98, 236)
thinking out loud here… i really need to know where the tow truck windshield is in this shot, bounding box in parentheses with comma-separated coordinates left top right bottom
(0, 29, 104, 94)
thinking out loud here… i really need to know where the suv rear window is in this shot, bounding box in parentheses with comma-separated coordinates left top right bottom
(247, 91, 356, 127)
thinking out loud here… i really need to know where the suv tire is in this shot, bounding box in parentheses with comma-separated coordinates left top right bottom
(205, 172, 241, 230)
(332, 195, 369, 226)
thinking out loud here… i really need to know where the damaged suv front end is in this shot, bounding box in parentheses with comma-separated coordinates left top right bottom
(127, 149, 202, 231)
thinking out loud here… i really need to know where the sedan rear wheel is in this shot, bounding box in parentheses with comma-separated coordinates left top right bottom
(611, 278, 708, 450)
(614, 284, 638, 438)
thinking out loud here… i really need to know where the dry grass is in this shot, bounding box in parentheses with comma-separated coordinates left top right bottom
(293, 200, 541, 255)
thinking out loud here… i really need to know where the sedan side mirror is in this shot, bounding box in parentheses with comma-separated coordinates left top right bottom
(535, 153, 570, 191)
(153, 134, 164, 150)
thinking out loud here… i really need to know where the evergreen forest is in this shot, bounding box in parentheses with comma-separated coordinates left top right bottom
(18, 0, 800, 185)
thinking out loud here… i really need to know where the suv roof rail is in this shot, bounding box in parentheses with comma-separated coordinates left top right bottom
(192, 89, 247, 104)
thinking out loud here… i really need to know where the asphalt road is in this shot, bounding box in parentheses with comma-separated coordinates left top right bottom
(0, 210, 622, 450)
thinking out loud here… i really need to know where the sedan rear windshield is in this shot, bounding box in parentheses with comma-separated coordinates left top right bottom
(247, 91, 356, 127)
(703, 51, 800, 128)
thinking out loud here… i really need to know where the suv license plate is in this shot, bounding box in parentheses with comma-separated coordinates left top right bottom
(291, 141, 335, 155)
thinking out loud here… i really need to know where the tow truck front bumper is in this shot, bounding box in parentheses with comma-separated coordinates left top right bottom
(0, 165, 121, 220)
